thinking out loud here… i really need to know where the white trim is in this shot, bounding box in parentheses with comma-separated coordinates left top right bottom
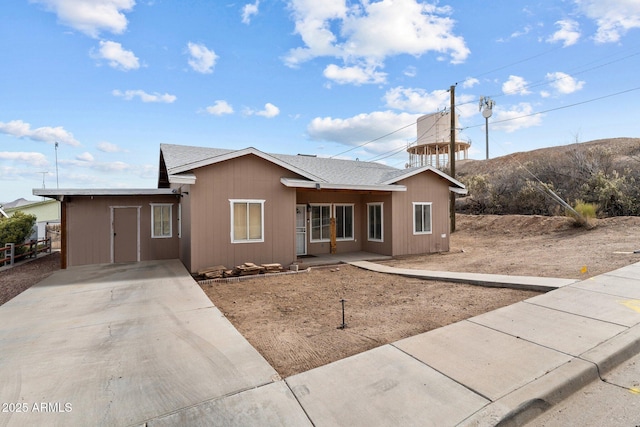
(412, 202, 433, 235)
(295, 204, 307, 256)
(367, 202, 384, 242)
(110, 206, 141, 263)
(150, 203, 173, 238)
(229, 199, 265, 244)
(178, 203, 182, 239)
(280, 177, 406, 192)
(309, 203, 331, 243)
(333, 203, 355, 241)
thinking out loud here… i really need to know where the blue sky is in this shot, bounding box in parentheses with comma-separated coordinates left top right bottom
(1, 0, 639, 202)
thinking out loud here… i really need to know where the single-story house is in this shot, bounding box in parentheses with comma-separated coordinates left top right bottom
(2, 198, 61, 242)
(34, 144, 466, 272)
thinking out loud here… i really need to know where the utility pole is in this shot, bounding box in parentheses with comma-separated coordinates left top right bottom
(55, 141, 59, 189)
(479, 97, 495, 160)
(449, 84, 456, 233)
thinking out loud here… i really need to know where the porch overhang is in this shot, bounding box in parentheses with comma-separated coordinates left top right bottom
(168, 173, 197, 185)
(449, 186, 468, 195)
(280, 178, 406, 192)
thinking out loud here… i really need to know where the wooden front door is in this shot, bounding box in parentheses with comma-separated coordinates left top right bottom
(112, 207, 140, 263)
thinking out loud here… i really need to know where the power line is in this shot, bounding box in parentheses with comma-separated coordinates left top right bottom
(463, 86, 640, 130)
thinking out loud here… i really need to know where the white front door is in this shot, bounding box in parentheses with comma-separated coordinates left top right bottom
(295, 204, 307, 256)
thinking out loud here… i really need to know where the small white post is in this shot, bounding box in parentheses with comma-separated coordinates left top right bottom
(6, 243, 14, 266)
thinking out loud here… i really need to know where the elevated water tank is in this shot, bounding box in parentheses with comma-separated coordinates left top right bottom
(407, 112, 470, 168)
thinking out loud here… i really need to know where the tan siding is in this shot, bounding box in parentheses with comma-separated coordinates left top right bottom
(360, 193, 393, 255)
(391, 172, 451, 256)
(65, 195, 180, 267)
(188, 154, 298, 273)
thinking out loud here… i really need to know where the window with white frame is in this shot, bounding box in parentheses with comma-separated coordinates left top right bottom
(151, 203, 172, 238)
(310, 204, 331, 242)
(413, 202, 432, 234)
(334, 204, 354, 240)
(230, 200, 264, 243)
(367, 203, 383, 241)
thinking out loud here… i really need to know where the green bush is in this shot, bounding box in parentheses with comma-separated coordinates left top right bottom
(0, 211, 37, 249)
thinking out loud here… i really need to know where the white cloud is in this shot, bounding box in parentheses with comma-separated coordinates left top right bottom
(96, 141, 125, 152)
(31, 0, 135, 38)
(205, 100, 234, 116)
(307, 110, 420, 150)
(323, 63, 386, 85)
(92, 40, 140, 70)
(492, 103, 543, 133)
(0, 120, 80, 146)
(502, 75, 531, 96)
(575, 0, 640, 43)
(547, 19, 581, 47)
(285, 0, 469, 83)
(383, 87, 450, 113)
(245, 103, 280, 118)
(76, 152, 94, 162)
(0, 152, 48, 167)
(187, 42, 218, 74)
(462, 77, 479, 88)
(403, 66, 417, 77)
(242, 1, 260, 24)
(112, 89, 177, 103)
(545, 71, 585, 94)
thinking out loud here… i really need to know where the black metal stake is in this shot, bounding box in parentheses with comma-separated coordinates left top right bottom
(338, 298, 347, 329)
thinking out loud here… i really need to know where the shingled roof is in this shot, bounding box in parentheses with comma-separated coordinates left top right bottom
(159, 143, 466, 193)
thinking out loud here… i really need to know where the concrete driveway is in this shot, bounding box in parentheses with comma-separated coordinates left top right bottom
(0, 260, 309, 427)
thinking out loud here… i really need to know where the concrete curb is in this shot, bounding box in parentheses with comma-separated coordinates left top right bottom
(459, 324, 640, 426)
(349, 260, 578, 292)
(458, 359, 598, 427)
(580, 323, 640, 377)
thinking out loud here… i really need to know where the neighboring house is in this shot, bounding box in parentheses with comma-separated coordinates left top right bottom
(35, 144, 466, 272)
(3, 199, 61, 241)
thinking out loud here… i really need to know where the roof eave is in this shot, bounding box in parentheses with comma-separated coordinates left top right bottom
(168, 173, 196, 185)
(382, 165, 466, 189)
(166, 147, 325, 182)
(33, 188, 178, 201)
(280, 178, 406, 192)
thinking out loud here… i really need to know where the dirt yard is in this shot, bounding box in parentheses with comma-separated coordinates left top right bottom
(0, 252, 60, 306)
(201, 214, 640, 377)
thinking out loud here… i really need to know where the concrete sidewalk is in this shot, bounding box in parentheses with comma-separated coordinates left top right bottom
(286, 261, 640, 426)
(349, 260, 579, 291)
(2, 259, 640, 426)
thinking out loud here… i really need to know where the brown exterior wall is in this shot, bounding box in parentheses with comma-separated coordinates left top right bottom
(186, 154, 299, 273)
(64, 195, 180, 267)
(360, 193, 393, 256)
(391, 172, 451, 256)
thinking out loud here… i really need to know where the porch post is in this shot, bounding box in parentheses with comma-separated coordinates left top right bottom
(330, 217, 337, 254)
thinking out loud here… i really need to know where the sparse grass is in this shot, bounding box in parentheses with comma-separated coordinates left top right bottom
(569, 200, 598, 228)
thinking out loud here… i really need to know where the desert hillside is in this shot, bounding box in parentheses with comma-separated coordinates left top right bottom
(453, 137, 640, 217)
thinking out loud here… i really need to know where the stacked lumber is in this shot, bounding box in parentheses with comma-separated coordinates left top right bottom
(198, 262, 285, 279)
(262, 263, 284, 273)
(197, 265, 227, 279)
(233, 262, 265, 276)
